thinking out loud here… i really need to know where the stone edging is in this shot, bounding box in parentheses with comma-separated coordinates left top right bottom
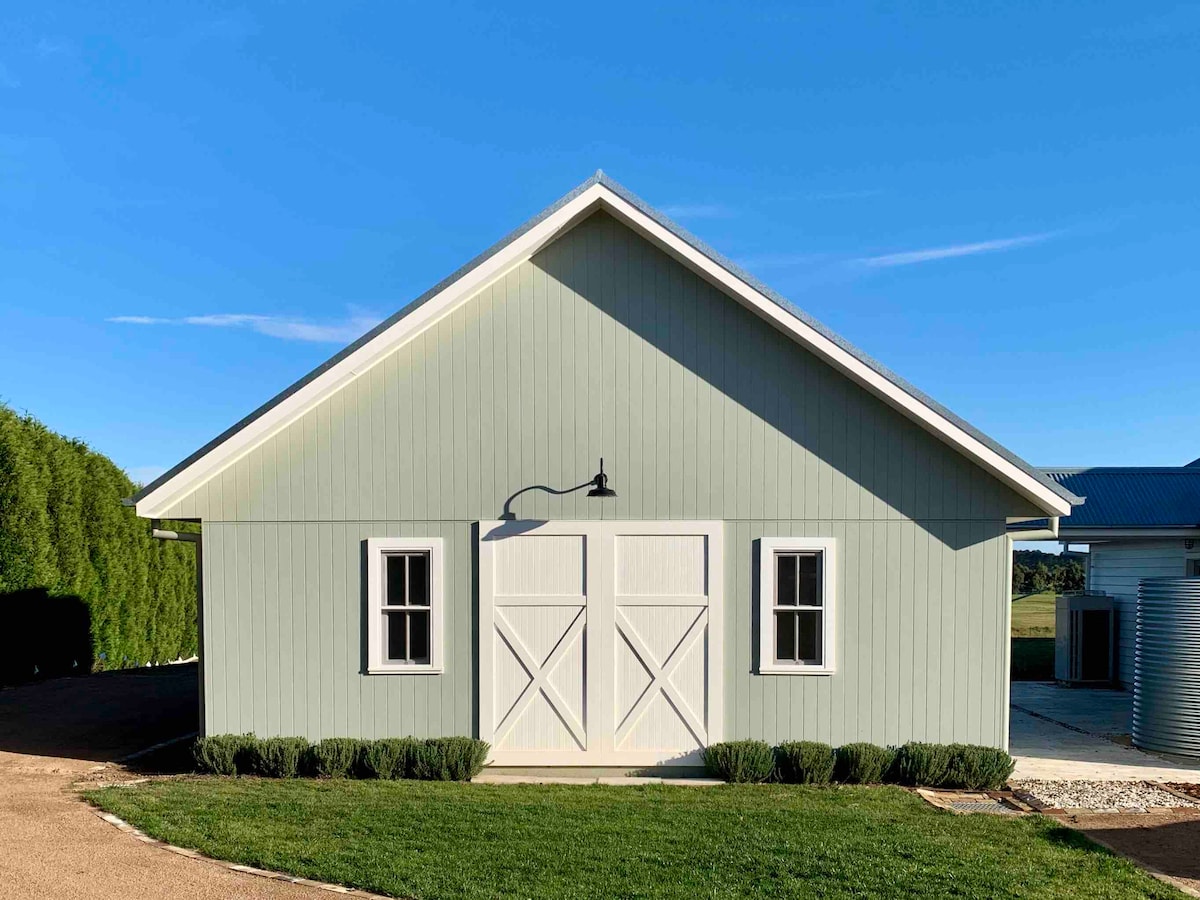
(88, 806, 393, 899)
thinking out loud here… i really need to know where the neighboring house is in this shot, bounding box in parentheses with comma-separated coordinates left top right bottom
(130, 173, 1077, 766)
(1038, 463, 1200, 688)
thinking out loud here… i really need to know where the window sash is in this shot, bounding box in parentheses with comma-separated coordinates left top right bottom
(773, 608, 823, 665)
(383, 608, 432, 664)
(759, 538, 835, 674)
(383, 552, 431, 608)
(367, 537, 443, 674)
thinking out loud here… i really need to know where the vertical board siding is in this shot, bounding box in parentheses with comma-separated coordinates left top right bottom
(1086, 539, 1189, 687)
(189, 211, 1025, 747)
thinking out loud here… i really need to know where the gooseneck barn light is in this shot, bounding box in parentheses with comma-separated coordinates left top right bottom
(586, 458, 617, 498)
(499, 458, 617, 520)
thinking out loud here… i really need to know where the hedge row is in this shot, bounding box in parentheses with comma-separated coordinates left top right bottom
(703, 740, 1015, 790)
(193, 734, 490, 781)
(0, 404, 198, 683)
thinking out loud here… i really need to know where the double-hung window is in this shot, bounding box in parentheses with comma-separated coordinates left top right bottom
(367, 537, 443, 674)
(758, 537, 835, 674)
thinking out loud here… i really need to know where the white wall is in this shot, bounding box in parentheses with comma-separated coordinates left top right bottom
(1087, 539, 1189, 686)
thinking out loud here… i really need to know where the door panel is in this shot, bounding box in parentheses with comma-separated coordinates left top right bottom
(479, 521, 722, 766)
(479, 522, 598, 758)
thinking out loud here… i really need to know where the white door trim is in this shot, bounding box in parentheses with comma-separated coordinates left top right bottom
(478, 520, 724, 766)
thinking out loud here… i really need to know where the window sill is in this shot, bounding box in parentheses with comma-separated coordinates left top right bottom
(368, 665, 443, 675)
(758, 665, 835, 676)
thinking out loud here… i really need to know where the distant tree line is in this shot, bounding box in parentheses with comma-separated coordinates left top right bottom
(1012, 549, 1084, 596)
(0, 404, 197, 684)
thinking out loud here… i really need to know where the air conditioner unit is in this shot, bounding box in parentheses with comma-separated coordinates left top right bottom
(1054, 593, 1115, 685)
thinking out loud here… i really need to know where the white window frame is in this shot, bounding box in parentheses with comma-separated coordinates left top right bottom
(367, 537, 444, 674)
(758, 537, 836, 675)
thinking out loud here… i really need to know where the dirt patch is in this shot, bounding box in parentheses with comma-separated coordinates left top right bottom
(1059, 808, 1200, 896)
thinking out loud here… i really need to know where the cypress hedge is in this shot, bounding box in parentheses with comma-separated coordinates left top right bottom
(0, 404, 197, 684)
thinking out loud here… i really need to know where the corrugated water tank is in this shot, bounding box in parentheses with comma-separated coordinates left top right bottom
(1134, 577, 1200, 758)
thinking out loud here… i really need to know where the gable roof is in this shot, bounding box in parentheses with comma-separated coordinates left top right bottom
(132, 172, 1079, 519)
(1043, 467, 1200, 532)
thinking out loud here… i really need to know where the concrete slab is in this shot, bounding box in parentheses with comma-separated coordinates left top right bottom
(1011, 682, 1132, 736)
(1010, 682, 1200, 782)
(474, 773, 724, 786)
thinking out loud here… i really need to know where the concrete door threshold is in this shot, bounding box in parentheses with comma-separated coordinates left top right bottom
(475, 766, 722, 786)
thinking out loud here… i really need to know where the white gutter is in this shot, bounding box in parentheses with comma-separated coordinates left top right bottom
(1007, 516, 1060, 541)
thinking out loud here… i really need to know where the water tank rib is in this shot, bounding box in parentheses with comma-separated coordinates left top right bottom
(1134, 577, 1200, 758)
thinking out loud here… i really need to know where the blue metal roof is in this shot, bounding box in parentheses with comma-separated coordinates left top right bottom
(1043, 468, 1200, 528)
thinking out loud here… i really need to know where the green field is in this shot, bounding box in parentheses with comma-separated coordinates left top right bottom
(1012, 591, 1056, 637)
(85, 779, 1176, 899)
(1011, 592, 1056, 680)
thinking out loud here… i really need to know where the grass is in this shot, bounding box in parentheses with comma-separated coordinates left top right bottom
(1012, 591, 1057, 637)
(1011, 591, 1056, 680)
(84, 779, 1179, 899)
(1012, 637, 1055, 680)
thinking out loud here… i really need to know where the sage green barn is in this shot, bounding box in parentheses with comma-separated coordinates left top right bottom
(134, 173, 1079, 762)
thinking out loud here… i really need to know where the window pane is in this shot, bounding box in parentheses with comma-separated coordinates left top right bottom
(386, 555, 407, 606)
(385, 611, 408, 661)
(776, 553, 798, 605)
(408, 553, 429, 606)
(798, 610, 822, 664)
(408, 610, 431, 664)
(798, 552, 821, 607)
(775, 611, 797, 662)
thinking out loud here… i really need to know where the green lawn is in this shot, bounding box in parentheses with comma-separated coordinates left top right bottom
(1012, 591, 1057, 637)
(1011, 591, 1056, 680)
(84, 779, 1178, 899)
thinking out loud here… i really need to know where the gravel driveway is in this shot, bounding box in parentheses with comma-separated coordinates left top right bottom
(0, 665, 325, 900)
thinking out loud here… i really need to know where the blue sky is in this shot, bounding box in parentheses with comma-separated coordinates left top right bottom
(2, 2, 1198, 488)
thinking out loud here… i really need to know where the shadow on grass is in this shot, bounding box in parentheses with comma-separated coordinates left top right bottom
(1047, 817, 1200, 884)
(1012, 637, 1054, 680)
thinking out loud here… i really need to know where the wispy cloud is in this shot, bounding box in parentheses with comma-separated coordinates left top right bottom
(35, 37, 72, 58)
(855, 231, 1060, 268)
(0, 62, 18, 88)
(108, 309, 382, 343)
(659, 203, 733, 220)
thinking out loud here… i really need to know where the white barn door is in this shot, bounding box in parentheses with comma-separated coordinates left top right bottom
(478, 522, 599, 761)
(479, 521, 723, 766)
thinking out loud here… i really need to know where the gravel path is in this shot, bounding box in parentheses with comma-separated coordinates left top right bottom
(0, 667, 327, 900)
(1013, 779, 1200, 811)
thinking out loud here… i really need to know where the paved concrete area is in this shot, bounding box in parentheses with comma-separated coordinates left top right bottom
(0, 665, 324, 900)
(1012, 682, 1134, 736)
(1010, 682, 1200, 782)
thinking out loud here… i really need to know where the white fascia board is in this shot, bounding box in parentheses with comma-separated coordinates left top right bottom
(593, 191, 1073, 517)
(1058, 527, 1200, 541)
(137, 181, 1071, 519)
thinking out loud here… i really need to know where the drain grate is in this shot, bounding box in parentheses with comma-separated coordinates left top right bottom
(949, 800, 1020, 815)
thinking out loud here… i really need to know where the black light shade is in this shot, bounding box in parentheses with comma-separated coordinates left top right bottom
(586, 458, 617, 498)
